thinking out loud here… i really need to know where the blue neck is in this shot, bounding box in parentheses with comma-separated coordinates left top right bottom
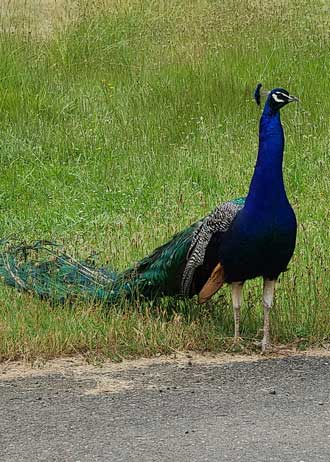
(245, 104, 288, 211)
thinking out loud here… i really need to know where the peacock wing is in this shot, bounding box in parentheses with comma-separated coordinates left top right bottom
(198, 262, 225, 303)
(181, 198, 245, 297)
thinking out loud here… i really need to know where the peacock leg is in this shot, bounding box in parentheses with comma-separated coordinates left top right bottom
(231, 282, 244, 341)
(261, 279, 276, 352)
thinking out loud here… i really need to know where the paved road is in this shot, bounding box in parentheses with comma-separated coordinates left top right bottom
(1, 353, 330, 461)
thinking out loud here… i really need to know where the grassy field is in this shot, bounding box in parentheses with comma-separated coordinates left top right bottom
(0, 0, 329, 361)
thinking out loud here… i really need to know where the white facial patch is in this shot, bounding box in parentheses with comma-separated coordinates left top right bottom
(272, 92, 287, 103)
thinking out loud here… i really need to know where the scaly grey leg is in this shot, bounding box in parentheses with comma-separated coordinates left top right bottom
(262, 279, 276, 353)
(231, 282, 244, 340)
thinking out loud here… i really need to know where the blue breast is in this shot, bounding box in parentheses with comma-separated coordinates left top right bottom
(219, 204, 296, 282)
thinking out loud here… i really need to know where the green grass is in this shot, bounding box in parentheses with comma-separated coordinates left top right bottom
(0, 0, 329, 361)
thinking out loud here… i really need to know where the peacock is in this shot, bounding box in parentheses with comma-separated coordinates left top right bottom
(0, 84, 298, 352)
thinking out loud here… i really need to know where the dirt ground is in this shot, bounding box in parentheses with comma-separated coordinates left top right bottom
(1, 347, 330, 391)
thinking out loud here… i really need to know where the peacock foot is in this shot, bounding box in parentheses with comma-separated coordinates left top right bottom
(261, 336, 273, 354)
(233, 335, 243, 344)
(229, 335, 245, 352)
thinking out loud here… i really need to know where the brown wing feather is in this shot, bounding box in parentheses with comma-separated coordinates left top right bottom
(198, 263, 225, 303)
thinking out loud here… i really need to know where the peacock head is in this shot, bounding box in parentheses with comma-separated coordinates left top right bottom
(254, 84, 298, 112)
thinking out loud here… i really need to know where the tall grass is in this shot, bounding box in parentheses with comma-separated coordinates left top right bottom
(0, 0, 329, 360)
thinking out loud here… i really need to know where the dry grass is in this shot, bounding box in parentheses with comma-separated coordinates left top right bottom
(0, 0, 77, 36)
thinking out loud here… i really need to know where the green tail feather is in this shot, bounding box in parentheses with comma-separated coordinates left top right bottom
(0, 222, 199, 304)
(0, 197, 245, 305)
(114, 221, 201, 300)
(0, 240, 117, 303)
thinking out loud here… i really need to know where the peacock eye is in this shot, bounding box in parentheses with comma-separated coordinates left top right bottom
(272, 93, 286, 103)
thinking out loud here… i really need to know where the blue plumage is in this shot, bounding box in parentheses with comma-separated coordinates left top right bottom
(218, 88, 297, 283)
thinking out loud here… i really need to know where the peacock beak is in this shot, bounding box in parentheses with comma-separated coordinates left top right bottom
(287, 94, 299, 103)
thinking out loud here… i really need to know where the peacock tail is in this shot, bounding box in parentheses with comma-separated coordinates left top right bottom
(0, 240, 117, 303)
(0, 197, 245, 305)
